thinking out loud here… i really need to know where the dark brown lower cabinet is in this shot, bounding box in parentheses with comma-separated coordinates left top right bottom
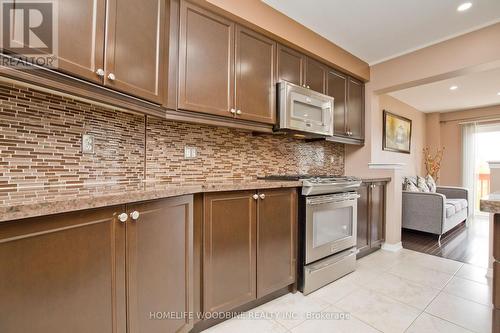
(0, 195, 193, 333)
(127, 195, 193, 333)
(203, 188, 297, 313)
(257, 189, 297, 297)
(357, 181, 387, 259)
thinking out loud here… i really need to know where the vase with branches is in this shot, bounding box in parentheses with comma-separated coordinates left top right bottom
(423, 147, 445, 181)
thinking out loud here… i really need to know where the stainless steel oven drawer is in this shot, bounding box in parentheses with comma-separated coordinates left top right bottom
(301, 248, 356, 295)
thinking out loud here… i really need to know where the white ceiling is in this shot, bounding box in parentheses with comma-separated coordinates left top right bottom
(262, 0, 500, 65)
(388, 67, 500, 112)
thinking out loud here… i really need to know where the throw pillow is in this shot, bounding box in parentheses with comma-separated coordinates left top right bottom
(417, 176, 430, 192)
(425, 175, 437, 193)
(404, 178, 419, 192)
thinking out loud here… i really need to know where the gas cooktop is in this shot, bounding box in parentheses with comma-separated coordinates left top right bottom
(259, 175, 362, 195)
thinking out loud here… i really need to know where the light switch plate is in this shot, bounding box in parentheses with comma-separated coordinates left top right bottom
(82, 134, 95, 154)
(184, 146, 197, 159)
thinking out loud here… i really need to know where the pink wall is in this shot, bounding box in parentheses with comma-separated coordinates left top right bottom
(345, 23, 500, 246)
(377, 95, 426, 177)
(427, 104, 500, 186)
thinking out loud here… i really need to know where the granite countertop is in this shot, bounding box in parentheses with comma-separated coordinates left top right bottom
(0, 179, 302, 223)
(480, 192, 500, 214)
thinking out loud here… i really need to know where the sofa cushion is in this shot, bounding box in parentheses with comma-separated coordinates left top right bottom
(417, 176, 430, 192)
(445, 203, 456, 218)
(425, 175, 437, 193)
(446, 198, 468, 212)
(404, 178, 419, 192)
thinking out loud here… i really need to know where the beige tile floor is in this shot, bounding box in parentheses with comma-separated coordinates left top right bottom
(203, 249, 493, 333)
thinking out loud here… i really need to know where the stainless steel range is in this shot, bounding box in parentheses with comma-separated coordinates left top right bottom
(260, 175, 362, 294)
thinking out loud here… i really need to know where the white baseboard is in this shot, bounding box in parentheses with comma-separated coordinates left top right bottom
(381, 242, 403, 252)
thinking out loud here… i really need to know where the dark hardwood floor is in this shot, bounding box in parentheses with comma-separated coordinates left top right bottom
(402, 215, 490, 268)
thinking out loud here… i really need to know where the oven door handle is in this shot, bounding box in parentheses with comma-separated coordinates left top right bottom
(306, 194, 360, 205)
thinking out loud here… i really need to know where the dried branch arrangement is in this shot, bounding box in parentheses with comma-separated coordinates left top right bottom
(423, 146, 445, 181)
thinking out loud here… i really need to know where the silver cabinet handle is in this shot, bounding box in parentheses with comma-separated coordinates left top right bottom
(259, 193, 265, 200)
(96, 68, 105, 77)
(130, 211, 140, 221)
(236, 109, 242, 115)
(108, 73, 116, 81)
(252, 194, 259, 200)
(118, 213, 128, 223)
(230, 108, 236, 114)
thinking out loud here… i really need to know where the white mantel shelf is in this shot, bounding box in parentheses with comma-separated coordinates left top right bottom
(368, 163, 406, 170)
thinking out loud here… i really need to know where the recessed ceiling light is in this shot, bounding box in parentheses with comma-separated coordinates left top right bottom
(497, 92, 500, 96)
(450, 85, 458, 90)
(457, 2, 472, 12)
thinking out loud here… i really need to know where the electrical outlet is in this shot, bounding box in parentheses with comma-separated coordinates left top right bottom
(82, 134, 95, 154)
(184, 146, 197, 159)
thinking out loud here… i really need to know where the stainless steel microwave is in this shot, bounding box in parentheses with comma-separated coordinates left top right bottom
(276, 81, 334, 136)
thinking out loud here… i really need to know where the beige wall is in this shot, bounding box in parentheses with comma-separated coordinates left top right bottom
(377, 95, 426, 177)
(427, 105, 500, 186)
(199, 0, 370, 80)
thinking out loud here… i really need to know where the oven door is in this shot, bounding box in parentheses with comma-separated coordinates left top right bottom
(305, 193, 358, 264)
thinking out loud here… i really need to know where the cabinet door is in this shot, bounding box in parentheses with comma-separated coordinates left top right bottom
(370, 183, 386, 247)
(105, 0, 166, 103)
(179, 1, 234, 117)
(305, 57, 327, 94)
(127, 196, 193, 333)
(0, 207, 126, 333)
(347, 77, 364, 140)
(3, 0, 106, 83)
(327, 70, 348, 137)
(277, 44, 305, 86)
(257, 188, 297, 297)
(356, 183, 370, 258)
(235, 26, 276, 124)
(203, 191, 257, 313)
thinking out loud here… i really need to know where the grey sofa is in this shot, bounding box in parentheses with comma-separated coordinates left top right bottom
(402, 186, 469, 245)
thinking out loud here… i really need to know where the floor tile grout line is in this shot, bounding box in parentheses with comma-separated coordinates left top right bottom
(420, 311, 481, 333)
(438, 288, 493, 308)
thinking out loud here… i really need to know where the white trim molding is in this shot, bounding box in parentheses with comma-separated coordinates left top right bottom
(381, 242, 403, 252)
(368, 163, 405, 170)
(488, 161, 500, 169)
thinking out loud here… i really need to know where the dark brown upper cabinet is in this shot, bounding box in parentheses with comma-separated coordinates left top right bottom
(2, 0, 106, 84)
(56, 0, 106, 84)
(347, 77, 365, 140)
(203, 191, 257, 313)
(235, 26, 276, 124)
(327, 69, 348, 136)
(178, 1, 235, 118)
(105, 0, 167, 103)
(257, 188, 297, 298)
(5, 0, 168, 103)
(327, 71, 365, 144)
(357, 181, 386, 259)
(277, 44, 305, 87)
(305, 57, 327, 94)
(179, 2, 275, 124)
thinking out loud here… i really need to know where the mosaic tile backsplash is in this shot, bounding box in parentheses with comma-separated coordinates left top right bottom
(0, 82, 344, 190)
